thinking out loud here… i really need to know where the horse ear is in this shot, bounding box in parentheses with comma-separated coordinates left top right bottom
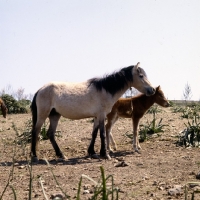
(134, 62, 140, 73)
(156, 85, 161, 90)
(135, 62, 140, 69)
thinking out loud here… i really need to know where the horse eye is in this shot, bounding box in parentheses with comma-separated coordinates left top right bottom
(139, 74, 143, 78)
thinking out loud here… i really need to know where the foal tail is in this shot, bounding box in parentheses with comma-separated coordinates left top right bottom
(31, 92, 38, 128)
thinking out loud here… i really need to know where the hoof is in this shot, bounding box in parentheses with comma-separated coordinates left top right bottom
(135, 149, 141, 154)
(100, 154, 111, 160)
(113, 146, 117, 151)
(57, 155, 68, 162)
(91, 154, 100, 159)
(109, 149, 114, 154)
(31, 156, 39, 163)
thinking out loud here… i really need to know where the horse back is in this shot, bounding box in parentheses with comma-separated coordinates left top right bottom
(35, 82, 114, 119)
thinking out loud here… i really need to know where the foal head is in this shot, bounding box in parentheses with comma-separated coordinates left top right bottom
(154, 86, 169, 107)
(132, 62, 155, 96)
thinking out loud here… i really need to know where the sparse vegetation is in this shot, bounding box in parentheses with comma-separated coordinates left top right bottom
(139, 105, 169, 142)
(14, 119, 62, 147)
(182, 82, 193, 103)
(1, 84, 200, 199)
(1, 94, 31, 114)
(177, 113, 200, 147)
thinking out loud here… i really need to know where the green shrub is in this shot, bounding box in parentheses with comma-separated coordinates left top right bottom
(139, 106, 169, 141)
(1, 94, 31, 114)
(177, 113, 200, 147)
(14, 119, 62, 146)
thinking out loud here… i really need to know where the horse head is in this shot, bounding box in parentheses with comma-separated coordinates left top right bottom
(132, 62, 155, 96)
(154, 86, 170, 107)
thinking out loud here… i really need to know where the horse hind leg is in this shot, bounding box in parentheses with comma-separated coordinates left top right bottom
(31, 119, 45, 162)
(88, 118, 99, 159)
(47, 109, 66, 160)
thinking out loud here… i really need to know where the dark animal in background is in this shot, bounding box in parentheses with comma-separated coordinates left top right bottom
(0, 98, 8, 118)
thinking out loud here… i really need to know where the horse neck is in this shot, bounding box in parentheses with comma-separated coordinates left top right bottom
(112, 87, 132, 103)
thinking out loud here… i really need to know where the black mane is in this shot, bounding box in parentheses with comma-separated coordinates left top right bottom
(88, 65, 135, 96)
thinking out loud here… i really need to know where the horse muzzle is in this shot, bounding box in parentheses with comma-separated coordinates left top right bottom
(146, 87, 156, 96)
(164, 101, 170, 107)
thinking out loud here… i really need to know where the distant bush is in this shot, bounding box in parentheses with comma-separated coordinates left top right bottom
(1, 94, 31, 114)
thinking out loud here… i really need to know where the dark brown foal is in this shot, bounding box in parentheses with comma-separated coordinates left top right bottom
(106, 86, 169, 153)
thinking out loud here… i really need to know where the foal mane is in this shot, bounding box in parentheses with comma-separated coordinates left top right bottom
(88, 65, 138, 96)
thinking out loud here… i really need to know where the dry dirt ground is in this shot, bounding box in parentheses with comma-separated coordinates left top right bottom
(0, 107, 200, 200)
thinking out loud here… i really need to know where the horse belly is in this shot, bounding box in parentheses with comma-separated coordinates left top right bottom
(55, 101, 97, 119)
(117, 104, 132, 118)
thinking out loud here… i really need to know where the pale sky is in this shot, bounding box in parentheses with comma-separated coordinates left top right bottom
(1, 0, 200, 100)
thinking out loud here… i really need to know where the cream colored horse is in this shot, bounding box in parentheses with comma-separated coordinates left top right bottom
(31, 62, 155, 162)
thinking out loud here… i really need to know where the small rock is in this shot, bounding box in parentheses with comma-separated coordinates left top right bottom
(50, 193, 64, 200)
(114, 161, 129, 167)
(196, 172, 200, 179)
(14, 162, 19, 166)
(83, 190, 90, 194)
(18, 165, 25, 169)
(168, 185, 182, 196)
(116, 157, 124, 161)
(83, 184, 91, 190)
(141, 176, 148, 181)
(189, 171, 196, 175)
(152, 181, 158, 186)
(159, 186, 164, 191)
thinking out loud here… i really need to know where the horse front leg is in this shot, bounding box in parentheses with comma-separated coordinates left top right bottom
(88, 119, 99, 158)
(48, 128, 66, 160)
(99, 120, 111, 160)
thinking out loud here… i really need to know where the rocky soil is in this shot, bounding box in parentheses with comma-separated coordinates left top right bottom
(0, 107, 200, 200)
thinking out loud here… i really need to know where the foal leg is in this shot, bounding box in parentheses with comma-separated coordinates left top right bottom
(48, 111, 66, 160)
(106, 114, 118, 152)
(88, 118, 99, 158)
(132, 117, 141, 153)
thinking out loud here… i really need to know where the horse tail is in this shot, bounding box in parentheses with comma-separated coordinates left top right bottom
(31, 91, 38, 128)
